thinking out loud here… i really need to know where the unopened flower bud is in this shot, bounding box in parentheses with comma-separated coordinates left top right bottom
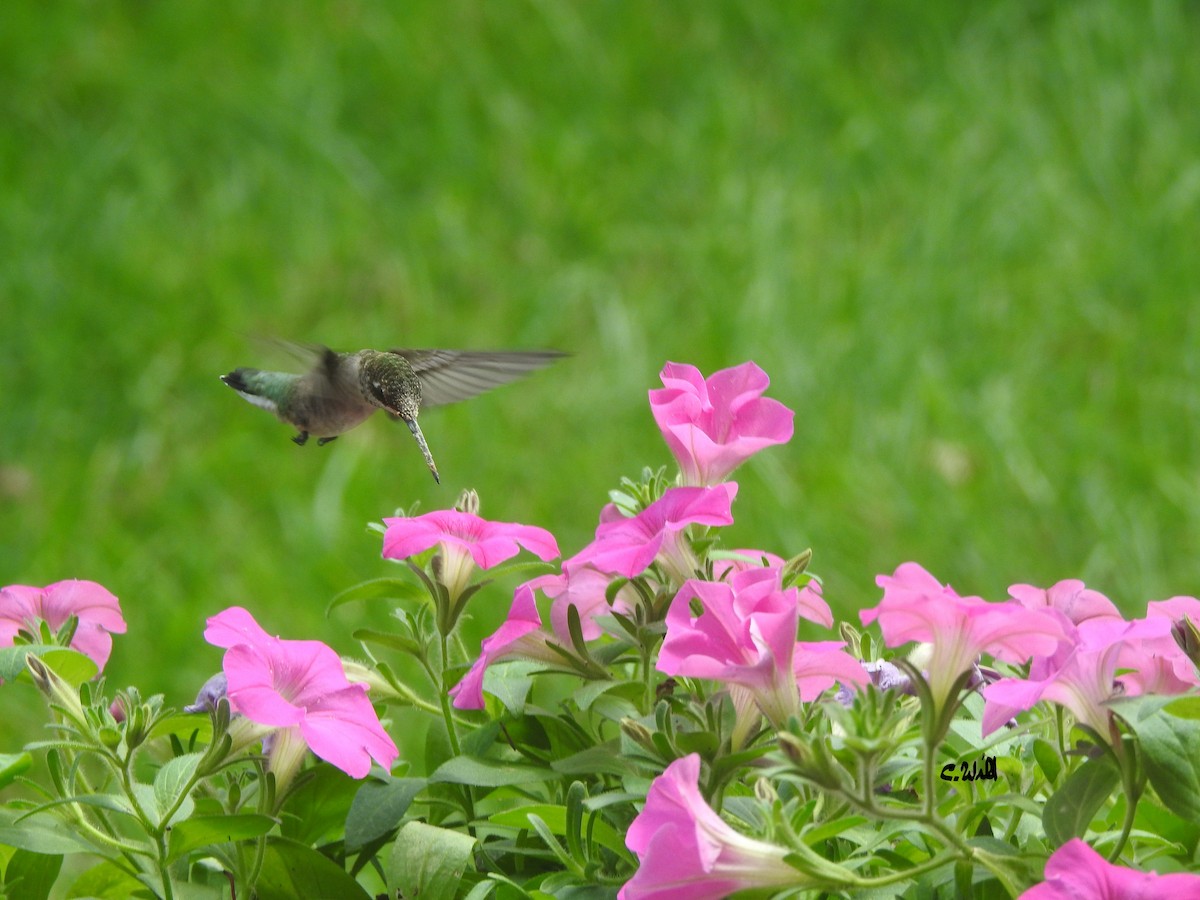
(782, 548, 813, 584)
(620, 718, 658, 755)
(26, 654, 87, 725)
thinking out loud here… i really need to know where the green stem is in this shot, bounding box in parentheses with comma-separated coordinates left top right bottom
(438, 633, 463, 759)
(1107, 736, 1141, 862)
(640, 642, 654, 714)
(438, 632, 477, 832)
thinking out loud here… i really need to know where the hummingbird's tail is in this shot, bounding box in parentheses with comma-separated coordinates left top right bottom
(404, 418, 441, 484)
(220, 368, 282, 414)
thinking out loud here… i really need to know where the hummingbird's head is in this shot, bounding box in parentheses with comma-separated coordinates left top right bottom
(359, 352, 422, 420)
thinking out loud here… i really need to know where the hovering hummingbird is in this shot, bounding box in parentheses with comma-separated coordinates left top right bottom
(220, 346, 565, 483)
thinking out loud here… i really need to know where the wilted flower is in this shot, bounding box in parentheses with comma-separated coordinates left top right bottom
(203, 607, 397, 781)
(861, 563, 1064, 711)
(382, 508, 559, 605)
(0, 580, 126, 672)
(1018, 838, 1200, 898)
(834, 659, 914, 706)
(184, 672, 229, 714)
(649, 361, 794, 486)
(567, 484, 737, 584)
(619, 754, 803, 900)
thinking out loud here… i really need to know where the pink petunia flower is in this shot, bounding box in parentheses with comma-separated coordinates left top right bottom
(649, 361, 795, 486)
(1018, 838, 1200, 899)
(980, 616, 1174, 738)
(659, 570, 863, 742)
(567, 484, 737, 584)
(203, 607, 397, 779)
(0, 580, 126, 672)
(1001, 580, 1124, 687)
(619, 754, 802, 900)
(382, 509, 559, 602)
(861, 563, 1064, 710)
(1008, 580, 1123, 627)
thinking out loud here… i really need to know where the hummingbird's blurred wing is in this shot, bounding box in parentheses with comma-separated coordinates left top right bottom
(292, 345, 369, 429)
(390, 349, 567, 408)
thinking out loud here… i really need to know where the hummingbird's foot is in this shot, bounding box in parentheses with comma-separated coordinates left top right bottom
(317, 436, 338, 446)
(292, 431, 309, 446)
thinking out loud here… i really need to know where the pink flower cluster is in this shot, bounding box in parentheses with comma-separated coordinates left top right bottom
(981, 584, 1200, 740)
(859, 564, 1200, 740)
(862, 563, 1065, 710)
(447, 485, 743, 710)
(440, 362, 807, 711)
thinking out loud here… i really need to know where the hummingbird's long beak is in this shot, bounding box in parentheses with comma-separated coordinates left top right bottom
(403, 419, 440, 484)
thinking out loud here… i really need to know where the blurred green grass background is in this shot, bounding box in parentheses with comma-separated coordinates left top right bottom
(3, 1, 1199, 723)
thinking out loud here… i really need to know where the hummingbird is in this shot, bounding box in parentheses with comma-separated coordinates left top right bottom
(220, 346, 565, 483)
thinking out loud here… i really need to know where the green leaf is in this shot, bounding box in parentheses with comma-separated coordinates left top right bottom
(65, 860, 152, 899)
(479, 559, 559, 583)
(551, 742, 632, 778)
(462, 721, 503, 757)
(278, 763, 360, 845)
(0, 753, 32, 791)
(1135, 706, 1200, 821)
(0, 644, 55, 682)
(153, 753, 203, 826)
(327, 577, 427, 615)
(166, 814, 277, 861)
(133, 781, 192, 830)
(345, 776, 426, 851)
(148, 712, 214, 746)
(350, 628, 422, 656)
(461, 880, 497, 900)
(388, 821, 476, 900)
(571, 679, 621, 712)
(3, 849, 62, 900)
(1032, 738, 1061, 784)
(255, 836, 371, 900)
(0, 808, 91, 855)
(487, 804, 628, 858)
(1163, 696, 1200, 720)
(483, 660, 540, 715)
(1133, 799, 1200, 855)
(430, 756, 554, 788)
(801, 815, 869, 845)
(1042, 756, 1121, 845)
(0, 645, 97, 685)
